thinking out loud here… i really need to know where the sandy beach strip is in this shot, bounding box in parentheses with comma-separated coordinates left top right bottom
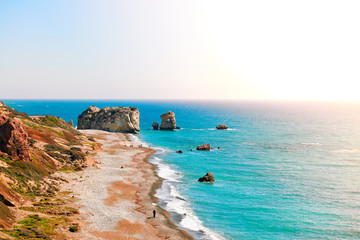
(59, 130, 193, 240)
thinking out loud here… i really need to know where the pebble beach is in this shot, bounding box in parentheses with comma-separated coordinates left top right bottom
(59, 130, 193, 240)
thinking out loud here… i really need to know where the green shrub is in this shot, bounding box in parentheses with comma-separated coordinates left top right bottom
(0, 160, 52, 196)
(0, 153, 11, 164)
(35, 116, 81, 136)
(44, 144, 67, 154)
(69, 150, 84, 161)
(69, 223, 79, 232)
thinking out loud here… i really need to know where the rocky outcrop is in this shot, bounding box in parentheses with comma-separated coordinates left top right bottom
(77, 106, 100, 128)
(0, 182, 24, 208)
(0, 114, 31, 161)
(198, 172, 215, 182)
(216, 124, 228, 130)
(152, 122, 159, 130)
(196, 143, 211, 151)
(68, 120, 74, 127)
(77, 106, 140, 133)
(0, 101, 4, 107)
(160, 111, 177, 130)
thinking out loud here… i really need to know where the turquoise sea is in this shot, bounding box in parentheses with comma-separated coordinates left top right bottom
(3, 100, 360, 240)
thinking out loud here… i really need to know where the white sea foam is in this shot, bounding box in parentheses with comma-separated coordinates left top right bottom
(130, 134, 225, 240)
(154, 158, 182, 183)
(127, 134, 150, 148)
(301, 142, 321, 146)
(334, 149, 360, 153)
(155, 177, 225, 240)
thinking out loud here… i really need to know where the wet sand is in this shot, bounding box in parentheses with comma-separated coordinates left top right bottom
(60, 130, 193, 240)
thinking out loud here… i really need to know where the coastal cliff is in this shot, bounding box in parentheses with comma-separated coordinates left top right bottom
(78, 106, 140, 133)
(0, 102, 100, 239)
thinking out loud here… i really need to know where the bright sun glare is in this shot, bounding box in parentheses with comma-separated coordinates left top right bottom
(200, 0, 360, 101)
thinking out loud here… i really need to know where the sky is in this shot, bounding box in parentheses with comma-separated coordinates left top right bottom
(1, 0, 360, 101)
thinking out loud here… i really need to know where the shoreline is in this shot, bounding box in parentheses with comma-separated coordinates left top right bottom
(59, 130, 193, 239)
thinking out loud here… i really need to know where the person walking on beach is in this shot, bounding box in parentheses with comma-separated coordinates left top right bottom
(153, 210, 156, 218)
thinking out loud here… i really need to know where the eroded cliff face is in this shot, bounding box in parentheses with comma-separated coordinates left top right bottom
(0, 114, 31, 161)
(77, 106, 140, 133)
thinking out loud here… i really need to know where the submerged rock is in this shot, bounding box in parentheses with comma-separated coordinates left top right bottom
(0, 114, 31, 161)
(198, 172, 215, 182)
(196, 143, 211, 151)
(160, 111, 177, 130)
(216, 124, 228, 130)
(152, 122, 159, 130)
(77, 106, 140, 133)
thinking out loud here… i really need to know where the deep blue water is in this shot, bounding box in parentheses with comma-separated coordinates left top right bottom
(3, 99, 360, 239)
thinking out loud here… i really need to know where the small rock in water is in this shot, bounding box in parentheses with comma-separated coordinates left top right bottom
(218, 147, 221, 149)
(196, 143, 211, 151)
(152, 122, 159, 130)
(176, 150, 183, 153)
(216, 124, 228, 130)
(198, 172, 215, 182)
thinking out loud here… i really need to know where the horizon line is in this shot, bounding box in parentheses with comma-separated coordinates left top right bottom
(2, 98, 360, 104)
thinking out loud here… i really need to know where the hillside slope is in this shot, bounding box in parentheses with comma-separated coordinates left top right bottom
(0, 101, 100, 239)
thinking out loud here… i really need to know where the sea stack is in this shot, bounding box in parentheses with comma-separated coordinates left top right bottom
(160, 111, 177, 130)
(152, 122, 159, 130)
(198, 172, 215, 182)
(78, 106, 140, 133)
(216, 124, 228, 130)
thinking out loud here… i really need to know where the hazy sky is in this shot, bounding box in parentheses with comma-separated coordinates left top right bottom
(1, 0, 360, 100)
